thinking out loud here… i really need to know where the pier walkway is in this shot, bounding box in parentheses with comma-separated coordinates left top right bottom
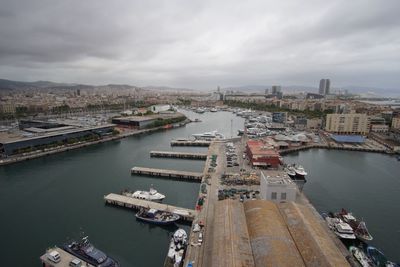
(131, 167, 203, 181)
(170, 140, 211, 147)
(104, 193, 196, 222)
(150, 150, 207, 160)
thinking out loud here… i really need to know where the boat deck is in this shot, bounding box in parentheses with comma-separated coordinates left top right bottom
(170, 140, 211, 146)
(40, 247, 94, 267)
(104, 193, 196, 222)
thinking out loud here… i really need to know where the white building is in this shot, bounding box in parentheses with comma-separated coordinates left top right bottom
(260, 171, 297, 203)
(148, 104, 171, 113)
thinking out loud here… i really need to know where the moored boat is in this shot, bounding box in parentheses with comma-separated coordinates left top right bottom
(122, 186, 165, 202)
(284, 165, 297, 179)
(166, 229, 188, 267)
(192, 130, 225, 141)
(325, 216, 356, 239)
(294, 164, 307, 179)
(135, 208, 180, 225)
(337, 209, 373, 241)
(367, 246, 400, 267)
(349, 246, 374, 267)
(62, 236, 119, 267)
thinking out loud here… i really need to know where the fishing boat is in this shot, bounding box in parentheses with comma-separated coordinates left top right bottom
(135, 208, 180, 225)
(337, 209, 373, 241)
(166, 229, 188, 267)
(62, 236, 119, 267)
(349, 246, 374, 267)
(367, 246, 400, 267)
(325, 216, 356, 239)
(122, 186, 165, 202)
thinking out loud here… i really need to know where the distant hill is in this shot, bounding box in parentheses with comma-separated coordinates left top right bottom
(0, 78, 88, 90)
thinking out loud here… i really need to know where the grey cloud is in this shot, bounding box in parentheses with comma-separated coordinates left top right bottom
(0, 0, 399, 89)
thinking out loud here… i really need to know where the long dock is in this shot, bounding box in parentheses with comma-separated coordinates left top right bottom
(131, 166, 203, 181)
(104, 193, 196, 222)
(150, 150, 207, 160)
(170, 140, 211, 147)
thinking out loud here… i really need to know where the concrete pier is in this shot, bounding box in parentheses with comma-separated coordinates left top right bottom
(170, 140, 211, 147)
(131, 166, 203, 181)
(104, 193, 196, 222)
(150, 150, 207, 160)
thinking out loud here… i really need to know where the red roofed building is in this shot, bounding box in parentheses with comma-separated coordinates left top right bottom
(246, 140, 282, 168)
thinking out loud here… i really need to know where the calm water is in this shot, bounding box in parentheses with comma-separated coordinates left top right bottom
(285, 150, 400, 263)
(0, 110, 399, 266)
(0, 110, 244, 267)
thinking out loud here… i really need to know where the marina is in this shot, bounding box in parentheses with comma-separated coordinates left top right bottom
(1, 110, 399, 266)
(104, 193, 196, 222)
(131, 166, 203, 181)
(150, 150, 207, 160)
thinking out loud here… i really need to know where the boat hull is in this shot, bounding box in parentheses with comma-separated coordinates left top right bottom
(135, 214, 179, 225)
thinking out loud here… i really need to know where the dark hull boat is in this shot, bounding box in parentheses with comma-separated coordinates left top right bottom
(62, 236, 119, 267)
(136, 208, 180, 225)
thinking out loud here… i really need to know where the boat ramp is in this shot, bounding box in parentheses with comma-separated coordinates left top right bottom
(131, 166, 203, 181)
(104, 193, 195, 222)
(150, 150, 207, 160)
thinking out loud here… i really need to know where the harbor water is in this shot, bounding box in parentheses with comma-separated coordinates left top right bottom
(0, 110, 399, 266)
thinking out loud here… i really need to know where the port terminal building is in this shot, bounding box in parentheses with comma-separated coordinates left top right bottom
(0, 120, 115, 156)
(112, 113, 185, 129)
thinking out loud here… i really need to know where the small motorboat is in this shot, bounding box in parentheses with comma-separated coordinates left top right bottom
(122, 186, 165, 202)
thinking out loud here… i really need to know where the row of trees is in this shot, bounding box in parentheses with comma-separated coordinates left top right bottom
(145, 116, 187, 129)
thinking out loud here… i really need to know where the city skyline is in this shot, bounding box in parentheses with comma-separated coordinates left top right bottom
(0, 0, 399, 90)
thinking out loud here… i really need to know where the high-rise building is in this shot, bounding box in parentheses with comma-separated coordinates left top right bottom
(271, 85, 281, 95)
(319, 79, 330, 95)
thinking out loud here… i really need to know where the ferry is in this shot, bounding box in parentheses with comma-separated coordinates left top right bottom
(135, 208, 180, 225)
(122, 186, 165, 202)
(166, 229, 188, 267)
(62, 236, 119, 267)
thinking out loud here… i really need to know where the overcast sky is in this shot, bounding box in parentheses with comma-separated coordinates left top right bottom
(0, 0, 399, 89)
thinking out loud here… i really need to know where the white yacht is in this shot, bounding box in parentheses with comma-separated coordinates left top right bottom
(210, 108, 218, 112)
(122, 186, 165, 201)
(294, 165, 308, 179)
(192, 131, 225, 140)
(325, 217, 356, 239)
(167, 229, 188, 267)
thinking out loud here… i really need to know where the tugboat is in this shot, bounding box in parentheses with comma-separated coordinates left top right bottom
(349, 246, 374, 267)
(165, 229, 188, 267)
(135, 208, 180, 225)
(324, 214, 356, 239)
(62, 236, 119, 267)
(122, 186, 165, 202)
(337, 209, 373, 241)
